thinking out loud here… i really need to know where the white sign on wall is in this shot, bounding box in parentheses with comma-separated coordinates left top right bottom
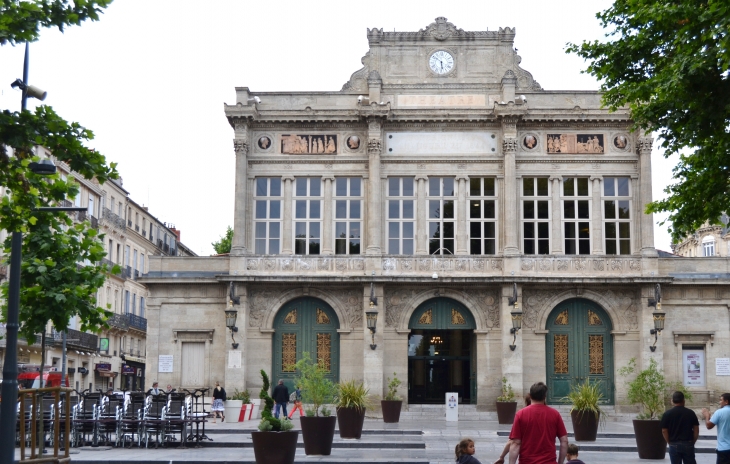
(228, 350, 242, 369)
(158, 355, 173, 373)
(716, 358, 730, 376)
(683, 350, 705, 387)
(385, 132, 498, 155)
(446, 392, 459, 422)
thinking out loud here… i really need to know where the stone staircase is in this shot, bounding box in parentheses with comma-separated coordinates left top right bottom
(401, 404, 635, 423)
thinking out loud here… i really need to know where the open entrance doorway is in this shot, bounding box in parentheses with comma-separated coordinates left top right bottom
(407, 298, 476, 404)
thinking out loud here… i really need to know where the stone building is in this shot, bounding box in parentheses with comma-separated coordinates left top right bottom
(673, 220, 730, 258)
(143, 18, 730, 410)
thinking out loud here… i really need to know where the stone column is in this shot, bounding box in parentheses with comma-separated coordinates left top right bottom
(501, 283, 523, 398)
(496, 176, 504, 254)
(363, 283, 384, 397)
(503, 139, 519, 255)
(416, 175, 428, 254)
(322, 176, 334, 255)
(591, 177, 604, 254)
(638, 137, 657, 256)
(366, 119, 383, 255)
(281, 176, 295, 254)
(230, 122, 250, 256)
(550, 176, 563, 255)
(225, 284, 246, 391)
(456, 175, 469, 255)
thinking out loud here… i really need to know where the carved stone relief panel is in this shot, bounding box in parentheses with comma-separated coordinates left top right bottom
(597, 288, 638, 329)
(331, 288, 363, 328)
(472, 289, 500, 328)
(343, 134, 365, 153)
(385, 287, 419, 328)
(248, 286, 279, 327)
(546, 134, 604, 154)
(522, 289, 562, 328)
(254, 134, 274, 153)
(610, 133, 631, 153)
(520, 133, 540, 152)
(281, 134, 338, 154)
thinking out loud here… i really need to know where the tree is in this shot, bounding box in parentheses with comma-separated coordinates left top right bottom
(0, 2, 117, 343)
(211, 226, 233, 254)
(567, 1, 730, 241)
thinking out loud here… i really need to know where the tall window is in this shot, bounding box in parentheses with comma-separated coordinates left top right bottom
(387, 177, 415, 254)
(562, 177, 590, 254)
(254, 177, 282, 254)
(131, 293, 136, 315)
(469, 177, 496, 255)
(702, 237, 715, 257)
(334, 177, 362, 254)
(124, 245, 130, 268)
(124, 290, 130, 314)
(603, 177, 631, 254)
(140, 254, 145, 274)
(140, 297, 145, 318)
(522, 178, 550, 254)
(132, 249, 138, 277)
(88, 196, 95, 217)
(108, 239, 113, 261)
(427, 177, 455, 255)
(294, 177, 322, 255)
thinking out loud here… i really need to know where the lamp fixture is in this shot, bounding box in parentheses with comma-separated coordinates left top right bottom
(366, 273, 378, 350)
(647, 284, 663, 352)
(225, 300, 239, 349)
(508, 283, 522, 351)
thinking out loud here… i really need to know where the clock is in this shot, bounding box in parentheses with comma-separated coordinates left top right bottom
(429, 50, 454, 75)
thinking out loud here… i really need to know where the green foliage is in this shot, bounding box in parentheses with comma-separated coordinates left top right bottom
(384, 372, 402, 401)
(567, 0, 730, 241)
(229, 388, 251, 403)
(564, 378, 606, 427)
(294, 352, 338, 417)
(211, 226, 233, 255)
(497, 377, 516, 402)
(0, 106, 119, 343)
(0, 0, 112, 45)
(279, 417, 294, 431)
(619, 358, 692, 420)
(337, 379, 369, 412)
(258, 370, 283, 431)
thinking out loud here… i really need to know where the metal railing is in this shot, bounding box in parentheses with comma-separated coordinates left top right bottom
(52, 329, 98, 351)
(90, 215, 98, 229)
(17, 386, 73, 463)
(126, 314, 147, 332)
(121, 266, 132, 279)
(101, 207, 126, 229)
(107, 312, 129, 331)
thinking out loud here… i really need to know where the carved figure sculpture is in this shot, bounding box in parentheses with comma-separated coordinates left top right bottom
(523, 135, 536, 149)
(614, 135, 627, 149)
(258, 136, 270, 149)
(347, 136, 360, 149)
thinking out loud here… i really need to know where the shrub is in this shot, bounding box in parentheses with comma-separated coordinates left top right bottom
(258, 370, 283, 431)
(619, 357, 692, 420)
(497, 377, 516, 402)
(384, 372, 402, 401)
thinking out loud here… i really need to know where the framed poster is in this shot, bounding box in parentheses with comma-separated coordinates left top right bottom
(683, 349, 705, 387)
(158, 355, 173, 373)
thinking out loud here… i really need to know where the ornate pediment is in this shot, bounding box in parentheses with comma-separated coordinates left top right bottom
(419, 17, 466, 41)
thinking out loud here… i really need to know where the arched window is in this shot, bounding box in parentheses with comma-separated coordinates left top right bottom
(702, 236, 715, 257)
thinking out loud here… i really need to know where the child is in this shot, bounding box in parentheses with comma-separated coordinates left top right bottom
(566, 443, 585, 464)
(455, 437, 482, 464)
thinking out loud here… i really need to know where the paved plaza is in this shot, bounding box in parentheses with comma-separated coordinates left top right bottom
(16, 413, 721, 464)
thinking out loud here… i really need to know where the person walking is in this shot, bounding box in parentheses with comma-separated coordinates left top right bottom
(288, 385, 304, 419)
(272, 379, 290, 420)
(661, 391, 699, 464)
(494, 396, 532, 464)
(702, 393, 730, 464)
(508, 382, 568, 464)
(211, 381, 226, 423)
(455, 437, 482, 463)
(565, 443, 585, 464)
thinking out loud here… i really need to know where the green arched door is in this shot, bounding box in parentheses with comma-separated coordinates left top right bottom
(407, 298, 476, 404)
(273, 297, 340, 391)
(546, 298, 614, 404)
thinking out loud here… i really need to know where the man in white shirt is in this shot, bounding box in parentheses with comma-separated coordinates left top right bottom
(148, 381, 162, 396)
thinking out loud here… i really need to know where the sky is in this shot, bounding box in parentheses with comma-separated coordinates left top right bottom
(0, 0, 677, 255)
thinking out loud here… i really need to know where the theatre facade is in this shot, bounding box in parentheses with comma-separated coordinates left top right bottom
(142, 18, 730, 410)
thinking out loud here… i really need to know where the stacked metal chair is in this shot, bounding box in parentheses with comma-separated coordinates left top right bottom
(142, 395, 167, 448)
(71, 392, 101, 447)
(163, 393, 188, 447)
(96, 394, 124, 446)
(118, 392, 145, 448)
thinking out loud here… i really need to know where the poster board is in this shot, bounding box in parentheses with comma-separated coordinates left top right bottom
(683, 349, 705, 387)
(716, 358, 730, 376)
(158, 355, 173, 373)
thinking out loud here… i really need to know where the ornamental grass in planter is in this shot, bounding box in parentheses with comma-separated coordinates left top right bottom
(336, 379, 369, 439)
(619, 358, 692, 460)
(251, 370, 298, 464)
(295, 353, 339, 455)
(381, 372, 403, 423)
(564, 378, 605, 441)
(496, 377, 517, 424)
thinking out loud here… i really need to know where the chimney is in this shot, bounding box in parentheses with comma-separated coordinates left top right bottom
(170, 227, 181, 241)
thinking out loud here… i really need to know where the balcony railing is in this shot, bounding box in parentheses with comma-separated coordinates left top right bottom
(107, 312, 129, 331)
(127, 220, 132, 227)
(90, 215, 98, 229)
(52, 328, 98, 351)
(122, 266, 132, 279)
(102, 207, 126, 229)
(126, 314, 147, 332)
(135, 225, 139, 232)
(76, 210, 87, 222)
(60, 200, 72, 207)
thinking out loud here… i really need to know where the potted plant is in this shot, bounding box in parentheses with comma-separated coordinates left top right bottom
(381, 372, 403, 423)
(251, 370, 298, 464)
(564, 378, 605, 441)
(619, 358, 692, 460)
(295, 353, 339, 455)
(336, 379, 369, 439)
(496, 377, 517, 424)
(225, 388, 251, 422)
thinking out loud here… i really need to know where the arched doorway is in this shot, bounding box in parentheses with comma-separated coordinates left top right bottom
(545, 298, 614, 404)
(272, 297, 340, 391)
(407, 298, 476, 404)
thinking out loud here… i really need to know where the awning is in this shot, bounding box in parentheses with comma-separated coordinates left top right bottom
(124, 355, 146, 364)
(96, 369, 117, 378)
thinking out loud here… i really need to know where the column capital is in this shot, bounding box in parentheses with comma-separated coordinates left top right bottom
(415, 175, 429, 182)
(367, 138, 382, 156)
(549, 175, 561, 182)
(282, 175, 295, 182)
(502, 138, 518, 153)
(638, 137, 654, 154)
(590, 176, 601, 182)
(322, 175, 335, 182)
(455, 175, 470, 182)
(233, 139, 249, 156)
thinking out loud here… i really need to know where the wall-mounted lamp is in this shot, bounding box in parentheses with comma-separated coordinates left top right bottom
(508, 283, 522, 351)
(647, 284, 663, 352)
(225, 301, 239, 349)
(366, 273, 378, 350)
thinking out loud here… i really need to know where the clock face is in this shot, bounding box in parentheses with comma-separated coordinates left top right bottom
(429, 51, 454, 75)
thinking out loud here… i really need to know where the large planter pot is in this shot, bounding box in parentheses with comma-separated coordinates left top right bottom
(251, 430, 299, 464)
(224, 400, 243, 422)
(570, 410, 600, 441)
(632, 419, 666, 459)
(337, 407, 366, 439)
(496, 401, 517, 424)
(381, 400, 403, 423)
(300, 416, 337, 456)
(250, 399, 262, 419)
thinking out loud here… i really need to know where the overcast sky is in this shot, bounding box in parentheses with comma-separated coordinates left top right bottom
(0, 0, 677, 255)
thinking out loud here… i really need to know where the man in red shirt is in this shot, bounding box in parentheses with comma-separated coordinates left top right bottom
(509, 382, 569, 464)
